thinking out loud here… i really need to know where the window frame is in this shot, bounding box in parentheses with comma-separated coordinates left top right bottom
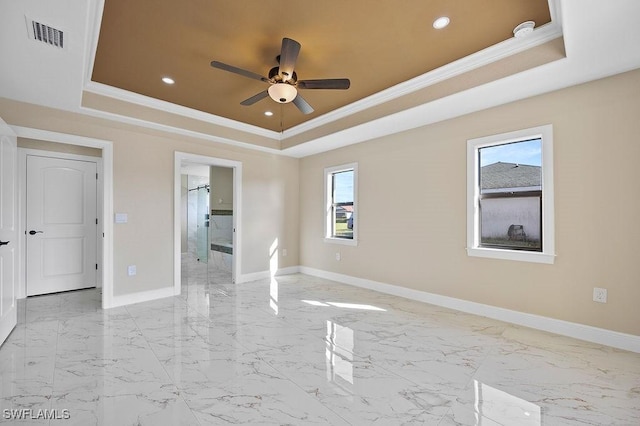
(466, 125, 555, 264)
(324, 163, 358, 246)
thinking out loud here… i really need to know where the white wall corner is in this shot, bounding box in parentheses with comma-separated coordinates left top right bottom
(236, 266, 300, 284)
(107, 286, 176, 309)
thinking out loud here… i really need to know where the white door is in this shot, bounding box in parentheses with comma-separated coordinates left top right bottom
(0, 118, 18, 346)
(26, 156, 97, 296)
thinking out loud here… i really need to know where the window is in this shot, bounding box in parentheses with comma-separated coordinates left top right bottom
(325, 163, 357, 245)
(467, 125, 554, 264)
(479, 139, 542, 251)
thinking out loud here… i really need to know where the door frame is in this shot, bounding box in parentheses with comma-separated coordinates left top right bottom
(174, 152, 242, 293)
(11, 126, 114, 308)
(19, 149, 102, 298)
(0, 118, 17, 346)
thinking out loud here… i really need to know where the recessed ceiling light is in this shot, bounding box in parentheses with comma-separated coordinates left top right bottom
(264, 111, 273, 117)
(433, 16, 450, 30)
(162, 76, 175, 85)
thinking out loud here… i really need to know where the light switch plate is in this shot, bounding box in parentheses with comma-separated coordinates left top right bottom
(115, 213, 128, 224)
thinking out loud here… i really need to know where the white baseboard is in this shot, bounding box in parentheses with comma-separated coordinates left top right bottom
(107, 286, 176, 309)
(101, 265, 640, 353)
(106, 267, 302, 308)
(236, 266, 300, 284)
(298, 266, 640, 354)
(236, 270, 269, 283)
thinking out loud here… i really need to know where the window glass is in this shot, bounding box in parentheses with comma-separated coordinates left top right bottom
(332, 170, 354, 239)
(325, 163, 357, 245)
(478, 139, 542, 251)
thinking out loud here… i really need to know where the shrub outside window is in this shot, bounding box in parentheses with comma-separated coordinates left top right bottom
(467, 125, 554, 264)
(325, 163, 357, 246)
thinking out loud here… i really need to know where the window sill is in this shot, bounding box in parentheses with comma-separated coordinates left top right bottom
(466, 247, 555, 264)
(324, 237, 358, 247)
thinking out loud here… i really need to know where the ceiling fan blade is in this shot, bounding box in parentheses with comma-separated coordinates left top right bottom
(278, 38, 301, 82)
(211, 61, 268, 83)
(240, 90, 269, 106)
(292, 94, 314, 115)
(298, 79, 351, 90)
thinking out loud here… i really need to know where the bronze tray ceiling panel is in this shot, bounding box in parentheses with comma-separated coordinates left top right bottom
(92, 0, 551, 132)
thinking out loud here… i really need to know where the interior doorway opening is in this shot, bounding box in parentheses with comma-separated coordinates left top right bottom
(174, 153, 242, 295)
(181, 163, 234, 292)
(10, 126, 114, 308)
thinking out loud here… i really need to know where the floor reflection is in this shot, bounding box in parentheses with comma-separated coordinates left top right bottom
(302, 300, 386, 311)
(474, 380, 541, 426)
(325, 320, 354, 391)
(2, 271, 638, 425)
(270, 278, 279, 315)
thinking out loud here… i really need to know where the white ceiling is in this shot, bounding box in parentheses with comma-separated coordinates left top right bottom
(1, 0, 640, 157)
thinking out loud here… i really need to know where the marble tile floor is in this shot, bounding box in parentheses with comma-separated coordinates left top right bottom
(1, 269, 639, 424)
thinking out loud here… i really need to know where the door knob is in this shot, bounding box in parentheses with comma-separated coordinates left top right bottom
(0, 241, 9, 246)
(28, 230, 44, 235)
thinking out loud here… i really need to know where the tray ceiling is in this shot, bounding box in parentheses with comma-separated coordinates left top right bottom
(92, 0, 551, 132)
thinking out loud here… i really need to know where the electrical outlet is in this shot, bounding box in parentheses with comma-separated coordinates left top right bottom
(593, 287, 607, 303)
(282, 249, 287, 257)
(335, 252, 341, 261)
(128, 265, 137, 276)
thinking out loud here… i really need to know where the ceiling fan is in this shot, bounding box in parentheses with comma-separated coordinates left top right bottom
(211, 38, 350, 115)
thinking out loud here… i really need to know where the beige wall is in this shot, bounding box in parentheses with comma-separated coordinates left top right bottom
(18, 138, 102, 157)
(299, 69, 640, 336)
(0, 99, 299, 297)
(3, 68, 639, 337)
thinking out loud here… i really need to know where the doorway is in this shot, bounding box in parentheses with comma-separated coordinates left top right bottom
(12, 127, 113, 308)
(25, 154, 99, 296)
(174, 152, 242, 294)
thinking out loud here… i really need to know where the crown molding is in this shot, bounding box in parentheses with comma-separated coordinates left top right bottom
(283, 17, 563, 139)
(77, 101, 287, 156)
(83, 81, 280, 140)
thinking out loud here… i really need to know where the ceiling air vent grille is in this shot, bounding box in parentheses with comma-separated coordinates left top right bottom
(27, 18, 64, 48)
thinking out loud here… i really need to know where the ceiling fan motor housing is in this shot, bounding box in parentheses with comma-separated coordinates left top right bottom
(268, 66, 297, 84)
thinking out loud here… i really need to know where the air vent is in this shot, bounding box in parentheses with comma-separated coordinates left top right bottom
(25, 17, 64, 48)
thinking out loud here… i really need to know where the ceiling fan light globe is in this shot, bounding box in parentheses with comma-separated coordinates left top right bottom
(268, 83, 297, 104)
